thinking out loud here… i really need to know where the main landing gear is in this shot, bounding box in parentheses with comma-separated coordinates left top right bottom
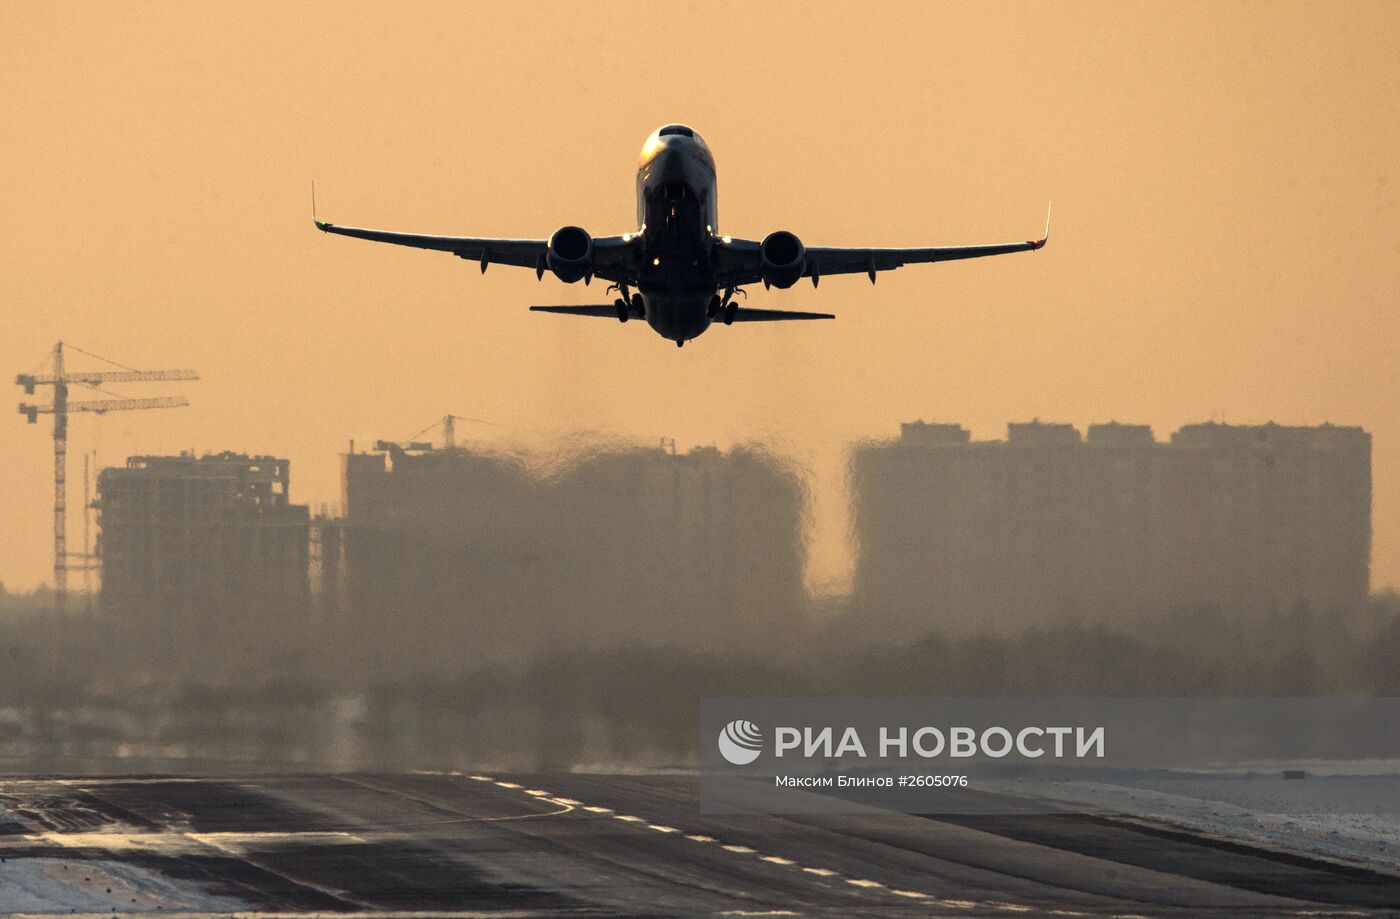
(607, 287, 646, 323)
(713, 286, 745, 325)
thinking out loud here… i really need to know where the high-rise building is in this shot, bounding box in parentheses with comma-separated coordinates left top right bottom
(97, 452, 310, 633)
(851, 421, 1371, 634)
(341, 441, 807, 670)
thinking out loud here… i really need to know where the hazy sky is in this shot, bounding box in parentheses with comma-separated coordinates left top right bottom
(3, 1, 1398, 594)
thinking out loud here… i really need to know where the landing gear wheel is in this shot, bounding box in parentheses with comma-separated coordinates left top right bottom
(723, 302, 738, 325)
(631, 293, 645, 318)
(707, 295, 722, 318)
(614, 299, 629, 323)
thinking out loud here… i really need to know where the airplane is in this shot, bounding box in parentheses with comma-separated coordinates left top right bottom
(314, 124, 1050, 348)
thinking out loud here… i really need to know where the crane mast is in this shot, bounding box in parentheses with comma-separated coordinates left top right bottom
(53, 343, 67, 604)
(16, 341, 198, 613)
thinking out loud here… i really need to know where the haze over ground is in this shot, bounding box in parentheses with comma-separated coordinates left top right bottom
(2, 1, 1398, 593)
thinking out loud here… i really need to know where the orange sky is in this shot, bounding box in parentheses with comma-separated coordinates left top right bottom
(3, 1, 1398, 594)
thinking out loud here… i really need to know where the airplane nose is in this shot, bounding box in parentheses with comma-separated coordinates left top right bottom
(651, 152, 689, 183)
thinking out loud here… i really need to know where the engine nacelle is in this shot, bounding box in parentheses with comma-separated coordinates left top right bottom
(547, 225, 594, 283)
(760, 230, 806, 289)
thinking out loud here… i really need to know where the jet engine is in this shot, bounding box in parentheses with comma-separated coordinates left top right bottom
(760, 230, 806, 289)
(547, 226, 594, 283)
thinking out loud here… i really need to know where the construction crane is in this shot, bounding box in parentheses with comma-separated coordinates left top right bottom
(16, 341, 198, 613)
(371, 414, 494, 458)
(412, 413, 493, 451)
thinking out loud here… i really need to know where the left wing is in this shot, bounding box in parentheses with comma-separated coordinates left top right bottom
(713, 204, 1051, 287)
(315, 210, 638, 283)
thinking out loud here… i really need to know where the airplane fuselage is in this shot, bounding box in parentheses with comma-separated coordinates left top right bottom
(633, 126, 723, 344)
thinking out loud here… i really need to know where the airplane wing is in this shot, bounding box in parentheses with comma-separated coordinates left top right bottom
(315, 216, 639, 283)
(713, 205, 1050, 287)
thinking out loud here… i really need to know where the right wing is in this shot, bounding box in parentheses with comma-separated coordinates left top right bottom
(315, 213, 639, 283)
(712, 204, 1051, 287)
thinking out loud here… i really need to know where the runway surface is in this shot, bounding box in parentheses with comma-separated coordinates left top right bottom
(1, 772, 1398, 917)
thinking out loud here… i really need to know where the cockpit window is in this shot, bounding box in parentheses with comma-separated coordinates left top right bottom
(658, 124, 694, 137)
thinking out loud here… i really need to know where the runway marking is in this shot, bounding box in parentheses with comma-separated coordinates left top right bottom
(468, 775, 494, 782)
(468, 774, 1052, 914)
(336, 774, 576, 824)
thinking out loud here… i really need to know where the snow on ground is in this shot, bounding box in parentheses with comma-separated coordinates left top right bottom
(0, 856, 250, 914)
(0, 796, 253, 915)
(991, 764, 1400, 872)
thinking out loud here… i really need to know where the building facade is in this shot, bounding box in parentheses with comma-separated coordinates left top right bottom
(341, 441, 808, 669)
(97, 452, 310, 631)
(851, 421, 1371, 635)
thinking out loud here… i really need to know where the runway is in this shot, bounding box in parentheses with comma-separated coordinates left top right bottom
(1, 772, 1397, 916)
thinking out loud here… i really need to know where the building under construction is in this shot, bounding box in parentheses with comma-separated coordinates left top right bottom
(341, 440, 808, 671)
(97, 452, 310, 636)
(851, 420, 1372, 635)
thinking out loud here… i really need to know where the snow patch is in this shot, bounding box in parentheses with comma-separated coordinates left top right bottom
(0, 856, 251, 914)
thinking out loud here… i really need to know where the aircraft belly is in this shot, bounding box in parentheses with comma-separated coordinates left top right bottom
(645, 294, 713, 342)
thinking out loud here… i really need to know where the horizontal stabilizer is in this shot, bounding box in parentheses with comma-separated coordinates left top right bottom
(529, 305, 619, 317)
(728, 307, 835, 322)
(528, 304, 836, 323)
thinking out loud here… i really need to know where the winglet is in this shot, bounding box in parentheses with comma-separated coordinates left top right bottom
(1030, 201, 1052, 250)
(312, 181, 331, 231)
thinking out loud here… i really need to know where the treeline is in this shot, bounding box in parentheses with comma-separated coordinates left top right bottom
(0, 590, 1398, 770)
